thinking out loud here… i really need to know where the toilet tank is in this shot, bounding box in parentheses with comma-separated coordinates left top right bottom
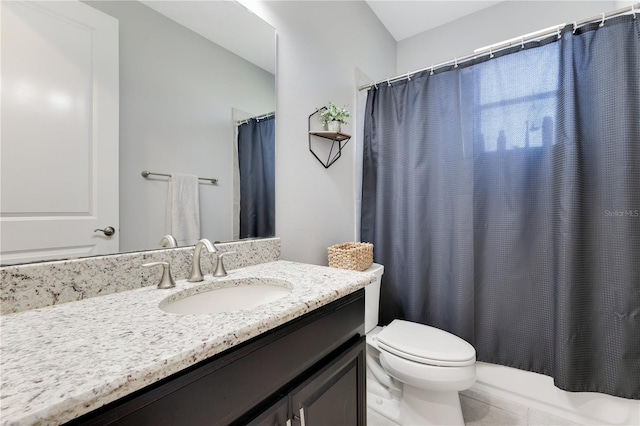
(364, 263, 384, 333)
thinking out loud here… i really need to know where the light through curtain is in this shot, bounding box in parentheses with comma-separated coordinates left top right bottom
(361, 16, 639, 398)
(237, 115, 275, 239)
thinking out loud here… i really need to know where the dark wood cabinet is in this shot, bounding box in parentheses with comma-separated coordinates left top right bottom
(291, 338, 366, 426)
(247, 337, 366, 426)
(246, 396, 288, 426)
(69, 289, 366, 426)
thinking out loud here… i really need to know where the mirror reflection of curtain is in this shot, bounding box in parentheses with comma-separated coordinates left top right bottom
(238, 116, 275, 238)
(361, 16, 639, 399)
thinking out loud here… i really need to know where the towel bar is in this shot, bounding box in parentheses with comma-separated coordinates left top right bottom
(141, 170, 218, 184)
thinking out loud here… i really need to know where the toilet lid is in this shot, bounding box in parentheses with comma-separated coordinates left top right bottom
(376, 320, 476, 367)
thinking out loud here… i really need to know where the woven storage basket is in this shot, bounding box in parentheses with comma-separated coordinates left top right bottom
(328, 242, 373, 271)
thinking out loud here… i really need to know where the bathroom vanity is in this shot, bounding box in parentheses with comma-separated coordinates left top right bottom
(71, 290, 365, 425)
(0, 258, 373, 425)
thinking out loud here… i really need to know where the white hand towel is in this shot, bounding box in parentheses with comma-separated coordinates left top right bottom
(166, 173, 200, 246)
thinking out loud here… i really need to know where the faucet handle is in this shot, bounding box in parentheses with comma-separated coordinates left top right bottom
(213, 251, 236, 277)
(143, 262, 176, 289)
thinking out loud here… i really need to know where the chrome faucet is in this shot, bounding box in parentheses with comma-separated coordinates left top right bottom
(188, 239, 216, 282)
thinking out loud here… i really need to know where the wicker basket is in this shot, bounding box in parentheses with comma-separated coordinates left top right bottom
(328, 242, 373, 271)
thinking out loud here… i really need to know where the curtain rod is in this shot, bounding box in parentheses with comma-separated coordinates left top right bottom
(358, 2, 639, 91)
(237, 111, 275, 125)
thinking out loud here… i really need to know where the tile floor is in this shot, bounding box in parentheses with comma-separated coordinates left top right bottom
(366, 388, 579, 426)
(367, 408, 399, 426)
(460, 388, 579, 426)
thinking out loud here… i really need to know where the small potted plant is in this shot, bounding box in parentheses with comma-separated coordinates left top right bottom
(320, 101, 350, 132)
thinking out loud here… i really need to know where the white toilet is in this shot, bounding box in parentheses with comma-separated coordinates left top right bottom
(364, 263, 476, 425)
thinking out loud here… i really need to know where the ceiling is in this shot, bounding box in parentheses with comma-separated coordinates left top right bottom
(140, 1, 506, 73)
(365, 0, 505, 41)
(141, 0, 276, 74)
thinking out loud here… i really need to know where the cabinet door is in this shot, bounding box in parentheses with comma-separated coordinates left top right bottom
(291, 337, 366, 426)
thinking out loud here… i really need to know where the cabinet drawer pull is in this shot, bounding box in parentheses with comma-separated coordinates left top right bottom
(299, 408, 306, 426)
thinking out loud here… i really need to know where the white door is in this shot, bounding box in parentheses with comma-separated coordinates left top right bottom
(0, 1, 119, 265)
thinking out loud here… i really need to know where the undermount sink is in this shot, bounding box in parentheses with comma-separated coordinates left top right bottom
(159, 278, 292, 315)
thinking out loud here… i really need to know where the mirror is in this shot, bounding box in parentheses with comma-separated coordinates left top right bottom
(0, 0, 276, 265)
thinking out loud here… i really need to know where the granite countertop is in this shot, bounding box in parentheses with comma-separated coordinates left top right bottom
(0, 260, 373, 425)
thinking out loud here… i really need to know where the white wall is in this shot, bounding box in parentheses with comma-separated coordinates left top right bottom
(87, 1, 275, 252)
(253, 1, 397, 265)
(397, 1, 616, 72)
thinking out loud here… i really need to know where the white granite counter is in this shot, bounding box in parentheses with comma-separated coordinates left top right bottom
(0, 261, 373, 425)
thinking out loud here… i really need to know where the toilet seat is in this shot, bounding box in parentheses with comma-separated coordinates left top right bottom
(376, 320, 475, 367)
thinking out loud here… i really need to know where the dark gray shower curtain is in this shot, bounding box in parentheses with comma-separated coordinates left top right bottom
(361, 16, 640, 399)
(238, 115, 275, 238)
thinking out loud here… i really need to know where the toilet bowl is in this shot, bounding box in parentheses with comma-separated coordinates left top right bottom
(363, 263, 476, 426)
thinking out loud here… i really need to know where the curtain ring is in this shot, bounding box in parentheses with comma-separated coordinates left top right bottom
(373, 82, 378, 89)
(489, 48, 494, 59)
(632, 3, 637, 19)
(430, 65, 434, 76)
(557, 26, 562, 39)
(599, 12, 605, 27)
(521, 36, 525, 49)
(387, 78, 391, 87)
(407, 73, 412, 81)
(572, 21, 578, 34)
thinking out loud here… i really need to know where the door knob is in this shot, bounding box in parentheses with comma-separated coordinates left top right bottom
(94, 226, 116, 236)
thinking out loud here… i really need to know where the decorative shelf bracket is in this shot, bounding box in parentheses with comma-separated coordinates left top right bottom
(308, 108, 351, 169)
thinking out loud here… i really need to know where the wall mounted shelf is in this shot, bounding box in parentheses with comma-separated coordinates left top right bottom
(308, 109, 351, 169)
